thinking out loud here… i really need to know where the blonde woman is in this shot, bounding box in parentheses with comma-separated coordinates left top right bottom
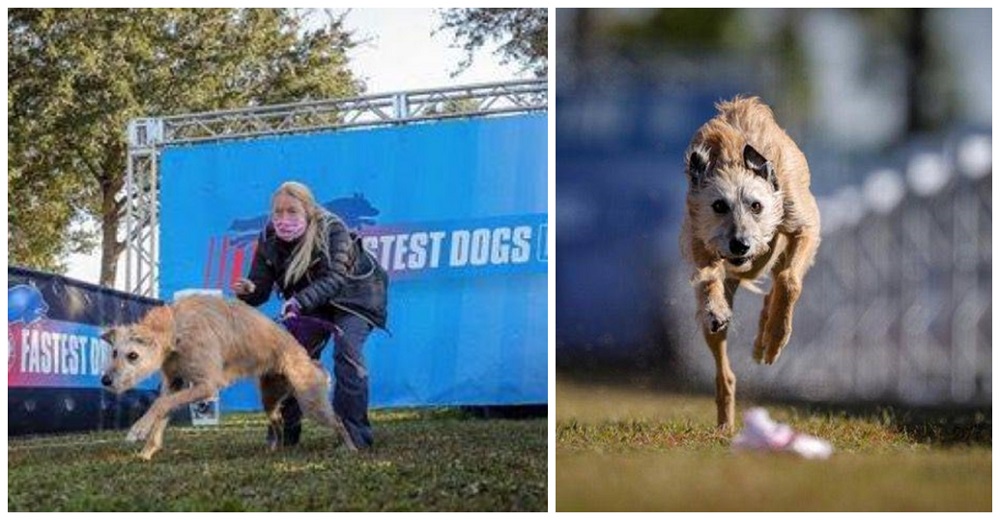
(232, 181, 387, 451)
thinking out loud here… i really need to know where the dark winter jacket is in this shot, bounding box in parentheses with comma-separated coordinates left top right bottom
(237, 213, 388, 329)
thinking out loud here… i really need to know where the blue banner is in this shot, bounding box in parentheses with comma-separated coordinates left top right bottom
(8, 272, 160, 391)
(8, 266, 165, 435)
(159, 113, 547, 409)
(360, 214, 547, 281)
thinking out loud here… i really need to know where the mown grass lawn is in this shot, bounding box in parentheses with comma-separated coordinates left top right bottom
(9, 409, 547, 511)
(557, 379, 990, 512)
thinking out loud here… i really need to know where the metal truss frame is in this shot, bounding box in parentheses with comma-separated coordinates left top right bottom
(123, 79, 547, 297)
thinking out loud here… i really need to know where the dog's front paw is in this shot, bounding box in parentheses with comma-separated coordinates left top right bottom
(763, 331, 791, 365)
(127, 417, 155, 443)
(701, 304, 732, 335)
(137, 447, 159, 461)
(759, 316, 792, 365)
(752, 329, 767, 364)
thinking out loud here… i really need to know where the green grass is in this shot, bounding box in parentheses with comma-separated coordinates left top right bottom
(557, 379, 990, 512)
(8, 409, 547, 511)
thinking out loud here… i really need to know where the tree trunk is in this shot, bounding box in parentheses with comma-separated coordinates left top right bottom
(99, 197, 126, 288)
(98, 151, 127, 289)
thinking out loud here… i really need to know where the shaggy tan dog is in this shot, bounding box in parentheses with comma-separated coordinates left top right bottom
(681, 96, 821, 432)
(101, 295, 351, 460)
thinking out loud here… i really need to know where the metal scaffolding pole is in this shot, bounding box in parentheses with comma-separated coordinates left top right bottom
(124, 118, 163, 298)
(122, 79, 548, 297)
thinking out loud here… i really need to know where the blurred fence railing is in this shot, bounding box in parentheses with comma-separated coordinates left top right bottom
(675, 134, 992, 407)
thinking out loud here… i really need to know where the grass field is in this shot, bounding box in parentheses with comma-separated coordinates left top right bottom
(557, 379, 990, 512)
(8, 409, 547, 511)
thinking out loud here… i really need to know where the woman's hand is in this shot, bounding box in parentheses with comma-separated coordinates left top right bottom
(280, 298, 301, 319)
(231, 278, 256, 296)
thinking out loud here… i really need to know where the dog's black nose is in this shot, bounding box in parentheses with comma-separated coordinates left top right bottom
(729, 238, 750, 256)
(101, 374, 112, 387)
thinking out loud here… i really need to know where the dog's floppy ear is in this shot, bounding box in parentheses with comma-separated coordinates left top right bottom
(142, 306, 175, 344)
(743, 144, 778, 190)
(100, 328, 116, 345)
(687, 147, 711, 187)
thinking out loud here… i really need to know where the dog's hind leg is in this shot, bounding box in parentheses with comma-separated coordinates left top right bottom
(260, 373, 291, 450)
(284, 361, 357, 451)
(703, 278, 740, 433)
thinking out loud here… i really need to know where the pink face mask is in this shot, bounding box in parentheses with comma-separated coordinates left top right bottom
(273, 215, 307, 242)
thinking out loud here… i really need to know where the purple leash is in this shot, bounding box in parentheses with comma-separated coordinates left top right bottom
(277, 314, 344, 356)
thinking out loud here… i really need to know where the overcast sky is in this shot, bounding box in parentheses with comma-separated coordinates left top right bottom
(343, 8, 528, 92)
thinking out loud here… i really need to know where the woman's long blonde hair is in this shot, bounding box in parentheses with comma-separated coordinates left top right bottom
(272, 181, 331, 287)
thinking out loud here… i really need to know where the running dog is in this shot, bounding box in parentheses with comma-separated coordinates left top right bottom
(680, 96, 821, 432)
(101, 295, 351, 460)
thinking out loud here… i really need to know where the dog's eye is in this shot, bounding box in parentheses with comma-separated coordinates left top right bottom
(712, 200, 729, 214)
(112, 350, 118, 359)
(127, 352, 139, 362)
(750, 201, 763, 214)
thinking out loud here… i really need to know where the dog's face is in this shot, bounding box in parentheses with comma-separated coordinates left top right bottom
(687, 144, 784, 270)
(100, 307, 173, 394)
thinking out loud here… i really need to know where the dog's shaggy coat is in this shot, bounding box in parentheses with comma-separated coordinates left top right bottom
(681, 96, 821, 432)
(101, 295, 350, 460)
